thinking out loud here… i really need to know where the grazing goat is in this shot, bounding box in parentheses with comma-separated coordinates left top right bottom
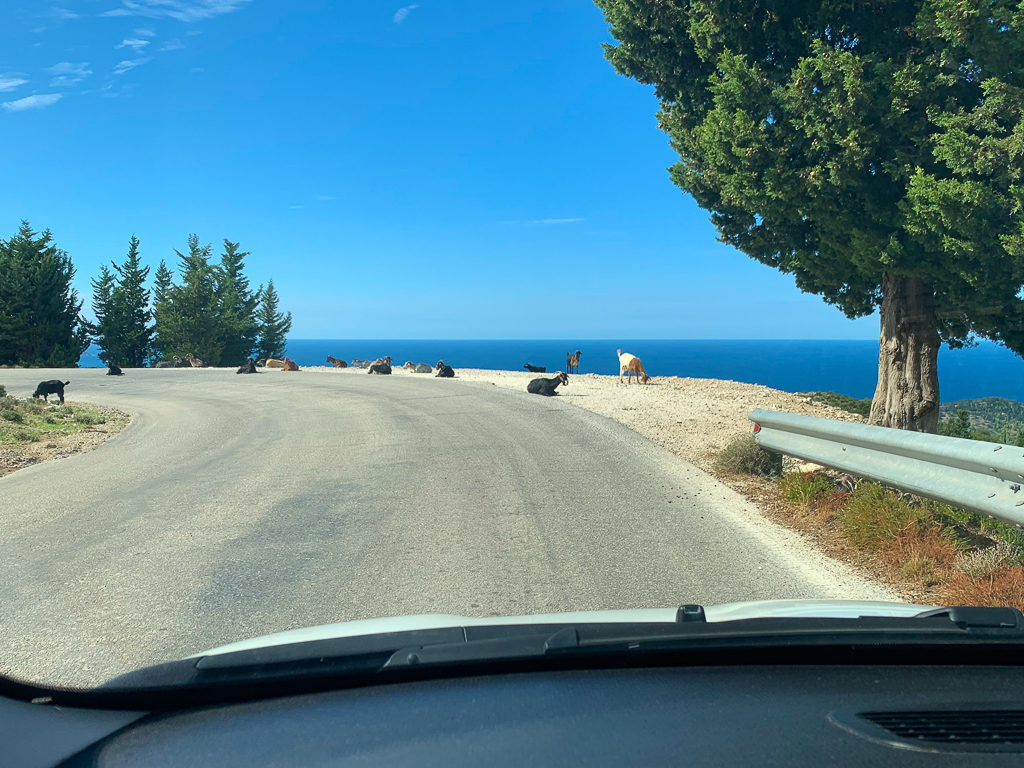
(236, 358, 259, 374)
(626, 355, 650, 384)
(106, 364, 123, 376)
(404, 361, 433, 373)
(326, 355, 348, 368)
(33, 380, 69, 404)
(566, 350, 581, 374)
(435, 360, 455, 378)
(617, 349, 638, 383)
(527, 372, 569, 396)
(282, 357, 300, 372)
(154, 356, 182, 369)
(265, 357, 287, 369)
(368, 361, 392, 375)
(185, 353, 207, 368)
(523, 363, 546, 373)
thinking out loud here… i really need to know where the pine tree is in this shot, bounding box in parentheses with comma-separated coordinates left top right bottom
(255, 279, 292, 361)
(150, 259, 174, 365)
(157, 235, 224, 363)
(88, 265, 121, 366)
(215, 239, 260, 366)
(111, 235, 153, 367)
(0, 221, 88, 366)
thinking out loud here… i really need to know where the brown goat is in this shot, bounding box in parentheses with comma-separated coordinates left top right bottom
(326, 355, 348, 368)
(626, 356, 650, 384)
(282, 357, 300, 372)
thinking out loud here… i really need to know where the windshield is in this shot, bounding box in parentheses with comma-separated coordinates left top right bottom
(2, 0, 1024, 691)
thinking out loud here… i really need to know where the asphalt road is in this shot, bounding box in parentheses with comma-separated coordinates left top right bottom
(0, 367, 884, 687)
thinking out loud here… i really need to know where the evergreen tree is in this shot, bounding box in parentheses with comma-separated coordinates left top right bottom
(215, 239, 260, 365)
(87, 265, 122, 366)
(596, 0, 1024, 431)
(157, 235, 224, 363)
(150, 259, 174, 365)
(255, 279, 292, 361)
(0, 221, 88, 366)
(111, 235, 153, 367)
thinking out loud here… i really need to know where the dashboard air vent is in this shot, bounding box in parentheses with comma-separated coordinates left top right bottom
(861, 710, 1024, 745)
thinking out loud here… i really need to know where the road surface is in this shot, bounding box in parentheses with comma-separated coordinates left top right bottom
(0, 367, 887, 687)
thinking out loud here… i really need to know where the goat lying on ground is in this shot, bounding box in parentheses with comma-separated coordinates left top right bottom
(107, 364, 123, 376)
(265, 357, 286, 369)
(404, 361, 433, 373)
(33, 380, 70, 404)
(523, 363, 546, 373)
(154, 356, 182, 369)
(435, 360, 455, 378)
(350, 358, 371, 369)
(566, 350, 581, 374)
(237, 358, 259, 374)
(282, 357, 300, 371)
(185, 353, 207, 368)
(626, 355, 650, 384)
(326, 355, 348, 368)
(368, 361, 392, 375)
(527, 372, 568, 396)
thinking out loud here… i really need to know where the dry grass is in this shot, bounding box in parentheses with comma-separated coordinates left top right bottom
(714, 435, 783, 477)
(757, 473, 1024, 609)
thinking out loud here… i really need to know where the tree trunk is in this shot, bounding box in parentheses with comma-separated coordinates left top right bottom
(869, 273, 940, 432)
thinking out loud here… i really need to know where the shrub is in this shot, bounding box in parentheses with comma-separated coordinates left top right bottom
(714, 435, 782, 477)
(801, 391, 871, 417)
(780, 472, 836, 506)
(840, 482, 928, 549)
(74, 412, 105, 426)
(955, 541, 1022, 578)
(0, 408, 24, 423)
(944, 565, 1024, 609)
(0, 384, 5, 398)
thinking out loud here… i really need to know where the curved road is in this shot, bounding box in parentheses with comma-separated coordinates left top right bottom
(0, 368, 887, 687)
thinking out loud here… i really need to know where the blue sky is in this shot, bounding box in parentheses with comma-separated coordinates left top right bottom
(0, 0, 879, 339)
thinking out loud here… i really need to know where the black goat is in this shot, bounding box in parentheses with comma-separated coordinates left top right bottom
(237, 358, 259, 374)
(527, 372, 568, 396)
(368, 362, 392, 375)
(523, 363, 546, 373)
(435, 360, 455, 378)
(107, 364, 124, 376)
(33, 380, 70, 404)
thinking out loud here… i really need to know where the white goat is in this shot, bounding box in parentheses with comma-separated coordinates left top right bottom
(616, 349, 638, 383)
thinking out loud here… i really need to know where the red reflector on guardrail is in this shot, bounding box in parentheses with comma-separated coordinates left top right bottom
(753, 423, 761, 434)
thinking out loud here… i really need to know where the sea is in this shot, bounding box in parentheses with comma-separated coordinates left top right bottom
(77, 339, 1024, 402)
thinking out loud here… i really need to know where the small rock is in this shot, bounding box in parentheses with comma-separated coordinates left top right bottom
(45, 443, 57, 449)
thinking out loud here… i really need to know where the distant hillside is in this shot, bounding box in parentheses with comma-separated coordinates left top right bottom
(939, 397, 1024, 429)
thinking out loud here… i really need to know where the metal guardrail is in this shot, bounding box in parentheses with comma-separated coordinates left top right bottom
(749, 409, 1024, 526)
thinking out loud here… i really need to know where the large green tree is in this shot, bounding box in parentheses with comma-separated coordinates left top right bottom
(90, 236, 153, 367)
(156, 234, 224, 363)
(255, 279, 292, 361)
(596, 0, 1024, 431)
(215, 239, 260, 366)
(0, 221, 88, 367)
(150, 259, 174, 364)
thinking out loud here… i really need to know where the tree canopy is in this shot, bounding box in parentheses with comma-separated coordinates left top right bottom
(0, 221, 88, 367)
(596, 0, 1024, 429)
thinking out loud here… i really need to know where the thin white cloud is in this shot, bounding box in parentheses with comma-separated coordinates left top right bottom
(528, 218, 586, 225)
(160, 39, 185, 51)
(314, 195, 334, 201)
(48, 61, 92, 87)
(101, 0, 251, 21)
(52, 7, 80, 20)
(112, 57, 150, 75)
(288, 205, 304, 209)
(133, 27, 156, 36)
(393, 4, 419, 24)
(0, 75, 29, 92)
(116, 38, 151, 50)
(3, 93, 62, 112)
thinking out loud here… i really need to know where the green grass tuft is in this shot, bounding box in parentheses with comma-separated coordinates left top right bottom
(779, 472, 836, 506)
(714, 435, 783, 477)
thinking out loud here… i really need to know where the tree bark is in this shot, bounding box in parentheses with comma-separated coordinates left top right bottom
(869, 273, 940, 432)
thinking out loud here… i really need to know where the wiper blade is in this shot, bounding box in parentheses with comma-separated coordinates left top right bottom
(384, 627, 580, 668)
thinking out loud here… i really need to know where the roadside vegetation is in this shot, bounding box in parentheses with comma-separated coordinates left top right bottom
(0, 388, 112, 445)
(800, 392, 871, 418)
(718, 441, 1024, 609)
